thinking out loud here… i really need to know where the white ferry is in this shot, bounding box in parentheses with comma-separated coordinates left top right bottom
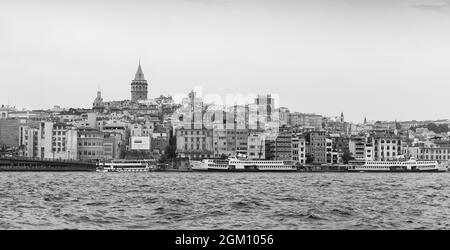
(191, 157, 297, 172)
(96, 159, 156, 172)
(348, 158, 447, 172)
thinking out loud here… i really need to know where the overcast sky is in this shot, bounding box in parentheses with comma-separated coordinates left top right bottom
(1, 0, 450, 123)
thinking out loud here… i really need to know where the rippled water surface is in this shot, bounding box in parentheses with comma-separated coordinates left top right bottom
(1, 172, 449, 229)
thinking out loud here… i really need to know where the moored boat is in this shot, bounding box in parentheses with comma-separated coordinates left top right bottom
(96, 159, 156, 172)
(348, 158, 447, 172)
(191, 157, 298, 172)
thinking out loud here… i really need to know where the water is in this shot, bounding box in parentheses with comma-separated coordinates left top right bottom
(0, 172, 449, 230)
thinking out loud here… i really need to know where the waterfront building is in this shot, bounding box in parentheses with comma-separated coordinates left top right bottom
(235, 129, 249, 156)
(0, 119, 26, 148)
(212, 128, 248, 157)
(329, 134, 350, 163)
(103, 131, 124, 160)
(212, 128, 229, 157)
(151, 124, 170, 155)
(407, 146, 421, 159)
(38, 122, 78, 160)
(207, 106, 249, 157)
(373, 135, 402, 160)
(270, 131, 292, 161)
(306, 131, 327, 164)
(221, 128, 248, 157)
(247, 132, 266, 159)
(77, 127, 105, 161)
(325, 138, 339, 164)
(19, 125, 39, 158)
(130, 61, 148, 102)
(291, 135, 306, 164)
(349, 135, 374, 161)
(418, 147, 450, 161)
(175, 128, 213, 159)
(101, 121, 129, 148)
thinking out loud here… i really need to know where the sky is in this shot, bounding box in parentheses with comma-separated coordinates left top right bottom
(1, 0, 450, 123)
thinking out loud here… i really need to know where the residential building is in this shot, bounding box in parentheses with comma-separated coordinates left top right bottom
(176, 128, 213, 159)
(374, 135, 402, 160)
(291, 136, 306, 164)
(349, 135, 374, 161)
(103, 131, 123, 160)
(19, 125, 39, 158)
(247, 133, 266, 159)
(289, 113, 323, 129)
(151, 124, 170, 155)
(38, 122, 78, 160)
(270, 131, 292, 161)
(306, 131, 327, 164)
(418, 147, 450, 161)
(77, 128, 104, 161)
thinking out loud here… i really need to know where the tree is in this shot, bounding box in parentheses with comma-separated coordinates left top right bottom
(164, 145, 177, 159)
(306, 154, 314, 164)
(342, 150, 354, 164)
(163, 135, 177, 160)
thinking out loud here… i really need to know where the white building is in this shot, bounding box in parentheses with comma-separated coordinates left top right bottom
(291, 136, 306, 164)
(19, 126, 39, 158)
(130, 136, 151, 151)
(374, 136, 402, 160)
(37, 122, 78, 160)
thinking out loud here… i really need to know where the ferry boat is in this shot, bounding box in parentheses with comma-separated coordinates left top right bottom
(96, 159, 156, 172)
(348, 158, 447, 172)
(191, 157, 298, 172)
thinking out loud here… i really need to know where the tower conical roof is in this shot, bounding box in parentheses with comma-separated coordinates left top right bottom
(134, 61, 146, 81)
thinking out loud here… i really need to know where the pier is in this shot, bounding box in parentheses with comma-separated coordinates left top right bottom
(0, 157, 97, 172)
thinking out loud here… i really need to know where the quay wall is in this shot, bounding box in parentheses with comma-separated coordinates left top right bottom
(0, 157, 96, 172)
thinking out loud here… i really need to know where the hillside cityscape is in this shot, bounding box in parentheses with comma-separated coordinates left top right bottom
(1, 62, 449, 169)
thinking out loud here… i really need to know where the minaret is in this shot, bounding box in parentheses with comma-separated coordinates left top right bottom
(340, 112, 344, 123)
(131, 60, 148, 102)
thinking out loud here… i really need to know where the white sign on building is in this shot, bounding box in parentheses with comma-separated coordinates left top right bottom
(131, 136, 151, 150)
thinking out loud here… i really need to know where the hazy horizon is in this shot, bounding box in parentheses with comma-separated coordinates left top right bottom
(1, 0, 450, 123)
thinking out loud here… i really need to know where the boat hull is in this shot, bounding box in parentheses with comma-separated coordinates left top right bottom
(348, 169, 447, 173)
(191, 167, 298, 172)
